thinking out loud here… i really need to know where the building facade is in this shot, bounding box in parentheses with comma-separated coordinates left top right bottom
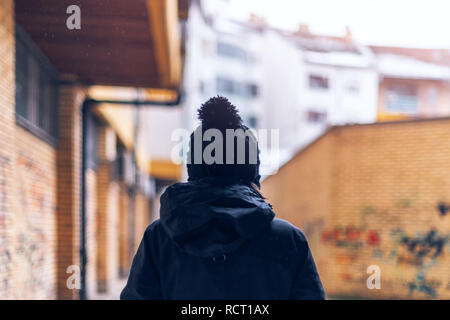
(182, 0, 263, 132)
(0, 0, 187, 299)
(371, 46, 450, 121)
(182, 1, 381, 175)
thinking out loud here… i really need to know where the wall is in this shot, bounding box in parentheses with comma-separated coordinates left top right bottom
(96, 125, 120, 293)
(85, 169, 97, 298)
(0, 0, 17, 300)
(134, 192, 151, 252)
(262, 119, 450, 299)
(0, 0, 153, 299)
(56, 85, 85, 299)
(118, 184, 131, 278)
(10, 128, 57, 299)
(0, 0, 57, 299)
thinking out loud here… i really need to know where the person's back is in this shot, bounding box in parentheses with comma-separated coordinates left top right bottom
(120, 96, 325, 300)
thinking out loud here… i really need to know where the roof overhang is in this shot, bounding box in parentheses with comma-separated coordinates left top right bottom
(15, 0, 187, 89)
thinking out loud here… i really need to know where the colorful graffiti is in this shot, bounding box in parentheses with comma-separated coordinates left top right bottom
(392, 229, 448, 266)
(437, 202, 450, 217)
(390, 228, 448, 298)
(314, 200, 450, 299)
(408, 269, 441, 298)
(321, 226, 381, 248)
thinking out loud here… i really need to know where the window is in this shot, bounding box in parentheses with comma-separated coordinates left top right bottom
(247, 83, 259, 97)
(216, 77, 235, 95)
(346, 82, 360, 95)
(307, 110, 327, 123)
(385, 85, 418, 113)
(216, 77, 259, 98)
(15, 24, 59, 143)
(309, 75, 329, 90)
(217, 42, 248, 62)
(85, 114, 100, 170)
(247, 115, 258, 128)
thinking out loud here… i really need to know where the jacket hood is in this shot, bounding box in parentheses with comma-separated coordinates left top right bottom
(160, 178, 275, 258)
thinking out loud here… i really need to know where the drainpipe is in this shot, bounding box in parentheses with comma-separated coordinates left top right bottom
(79, 91, 180, 300)
(80, 99, 92, 300)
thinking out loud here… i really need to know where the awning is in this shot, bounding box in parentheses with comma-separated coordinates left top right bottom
(15, 0, 188, 89)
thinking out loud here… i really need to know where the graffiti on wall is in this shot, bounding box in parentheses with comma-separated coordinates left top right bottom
(0, 155, 12, 297)
(437, 202, 450, 217)
(312, 200, 449, 298)
(391, 228, 448, 298)
(392, 229, 447, 266)
(0, 151, 56, 299)
(321, 226, 380, 248)
(14, 153, 54, 298)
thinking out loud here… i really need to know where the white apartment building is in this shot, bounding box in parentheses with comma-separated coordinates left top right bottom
(182, 0, 263, 131)
(181, 0, 380, 175)
(278, 27, 379, 150)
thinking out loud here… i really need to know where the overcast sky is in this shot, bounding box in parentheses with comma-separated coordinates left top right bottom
(228, 0, 450, 48)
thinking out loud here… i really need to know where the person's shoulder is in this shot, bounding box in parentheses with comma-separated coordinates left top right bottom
(142, 219, 171, 251)
(266, 218, 309, 250)
(160, 182, 185, 199)
(269, 218, 306, 235)
(143, 219, 163, 237)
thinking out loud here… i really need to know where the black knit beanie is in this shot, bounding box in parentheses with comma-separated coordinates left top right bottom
(186, 96, 261, 188)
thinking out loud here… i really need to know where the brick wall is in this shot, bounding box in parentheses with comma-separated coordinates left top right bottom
(56, 85, 85, 299)
(96, 125, 120, 292)
(134, 192, 150, 252)
(10, 128, 57, 299)
(1, 0, 151, 299)
(1, 0, 57, 299)
(262, 119, 450, 299)
(106, 181, 120, 289)
(118, 185, 131, 278)
(0, 0, 20, 299)
(85, 169, 97, 298)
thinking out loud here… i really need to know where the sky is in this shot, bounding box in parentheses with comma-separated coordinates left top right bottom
(227, 0, 450, 49)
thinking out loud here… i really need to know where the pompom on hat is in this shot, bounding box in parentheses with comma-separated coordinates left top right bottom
(186, 96, 261, 188)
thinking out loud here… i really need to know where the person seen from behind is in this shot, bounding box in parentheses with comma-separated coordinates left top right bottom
(120, 96, 325, 299)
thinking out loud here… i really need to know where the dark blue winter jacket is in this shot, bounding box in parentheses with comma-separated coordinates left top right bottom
(120, 178, 325, 300)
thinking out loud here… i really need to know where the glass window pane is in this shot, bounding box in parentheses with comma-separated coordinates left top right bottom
(15, 38, 28, 118)
(28, 56, 40, 125)
(39, 72, 50, 132)
(15, 25, 59, 139)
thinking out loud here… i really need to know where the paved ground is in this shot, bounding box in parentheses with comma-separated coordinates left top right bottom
(89, 278, 127, 300)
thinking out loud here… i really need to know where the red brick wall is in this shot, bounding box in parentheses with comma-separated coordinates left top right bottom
(262, 120, 450, 299)
(96, 125, 120, 292)
(134, 192, 150, 253)
(11, 128, 57, 299)
(0, 0, 16, 300)
(85, 169, 97, 297)
(56, 85, 85, 299)
(0, 0, 57, 299)
(118, 184, 131, 277)
(1, 0, 149, 299)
